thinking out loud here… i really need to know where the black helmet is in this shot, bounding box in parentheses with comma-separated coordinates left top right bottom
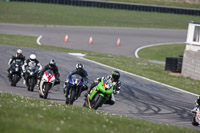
(112, 70, 120, 81)
(76, 63, 84, 70)
(49, 59, 56, 68)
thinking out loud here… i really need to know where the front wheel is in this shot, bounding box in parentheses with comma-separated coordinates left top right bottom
(11, 74, 19, 87)
(91, 94, 104, 110)
(29, 77, 36, 92)
(43, 83, 51, 99)
(69, 89, 76, 105)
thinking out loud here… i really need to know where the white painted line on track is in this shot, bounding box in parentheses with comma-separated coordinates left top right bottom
(135, 42, 185, 58)
(37, 35, 43, 45)
(79, 56, 198, 97)
(68, 53, 86, 57)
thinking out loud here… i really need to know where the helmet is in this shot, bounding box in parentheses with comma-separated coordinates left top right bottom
(112, 70, 120, 81)
(17, 49, 22, 54)
(49, 59, 56, 67)
(76, 63, 84, 70)
(16, 49, 22, 57)
(30, 54, 36, 61)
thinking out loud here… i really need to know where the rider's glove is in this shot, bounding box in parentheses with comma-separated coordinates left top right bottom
(37, 75, 41, 79)
(65, 79, 69, 83)
(94, 79, 99, 84)
(83, 83, 88, 91)
(115, 90, 120, 95)
(112, 82, 117, 86)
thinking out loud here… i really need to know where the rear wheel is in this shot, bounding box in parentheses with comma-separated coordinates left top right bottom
(92, 94, 104, 110)
(83, 101, 87, 108)
(192, 114, 199, 126)
(39, 93, 43, 98)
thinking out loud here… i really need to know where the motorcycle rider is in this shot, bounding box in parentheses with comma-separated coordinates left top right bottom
(192, 96, 200, 113)
(7, 49, 25, 81)
(63, 63, 88, 101)
(22, 54, 42, 85)
(86, 70, 121, 105)
(38, 59, 60, 85)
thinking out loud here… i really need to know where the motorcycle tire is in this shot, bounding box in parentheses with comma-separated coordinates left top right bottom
(82, 95, 88, 108)
(29, 77, 36, 92)
(69, 89, 76, 105)
(192, 115, 199, 126)
(27, 78, 30, 91)
(83, 102, 87, 107)
(11, 74, 18, 87)
(39, 93, 43, 98)
(92, 94, 104, 110)
(43, 83, 50, 99)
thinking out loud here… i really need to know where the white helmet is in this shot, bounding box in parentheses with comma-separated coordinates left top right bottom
(76, 63, 84, 70)
(30, 54, 36, 61)
(17, 49, 22, 54)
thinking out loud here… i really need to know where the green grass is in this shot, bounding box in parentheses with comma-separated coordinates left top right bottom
(138, 44, 185, 61)
(0, 92, 198, 133)
(97, 0, 200, 9)
(1, 33, 200, 95)
(0, 2, 200, 29)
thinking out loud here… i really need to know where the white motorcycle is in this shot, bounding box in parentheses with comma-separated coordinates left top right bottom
(39, 70, 55, 99)
(192, 106, 200, 126)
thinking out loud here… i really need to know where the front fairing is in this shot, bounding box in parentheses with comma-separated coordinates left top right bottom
(42, 70, 55, 83)
(89, 79, 113, 100)
(97, 79, 113, 95)
(27, 65, 38, 77)
(68, 74, 83, 88)
(10, 61, 22, 73)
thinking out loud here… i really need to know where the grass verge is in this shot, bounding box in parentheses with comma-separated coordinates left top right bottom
(1, 34, 200, 95)
(0, 2, 200, 29)
(0, 92, 198, 133)
(138, 44, 185, 62)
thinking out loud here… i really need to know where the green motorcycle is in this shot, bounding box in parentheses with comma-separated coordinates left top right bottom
(83, 78, 113, 110)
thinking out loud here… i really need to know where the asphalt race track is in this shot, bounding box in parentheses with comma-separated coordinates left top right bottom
(0, 24, 198, 130)
(0, 24, 187, 57)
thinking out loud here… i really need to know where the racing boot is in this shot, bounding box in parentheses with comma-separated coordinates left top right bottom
(65, 97, 69, 104)
(37, 79, 40, 89)
(84, 89, 91, 100)
(63, 87, 67, 97)
(23, 79, 26, 85)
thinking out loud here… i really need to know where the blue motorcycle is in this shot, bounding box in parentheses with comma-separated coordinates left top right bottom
(64, 74, 83, 105)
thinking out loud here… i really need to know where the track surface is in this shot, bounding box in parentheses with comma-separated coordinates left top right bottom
(0, 24, 186, 57)
(0, 24, 198, 130)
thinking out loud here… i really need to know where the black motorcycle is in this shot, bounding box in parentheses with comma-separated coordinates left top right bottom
(8, 60, 22, 87)
(25, 64, 39, 91)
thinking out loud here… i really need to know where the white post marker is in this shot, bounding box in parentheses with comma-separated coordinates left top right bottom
(37, 35, 43, 45)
